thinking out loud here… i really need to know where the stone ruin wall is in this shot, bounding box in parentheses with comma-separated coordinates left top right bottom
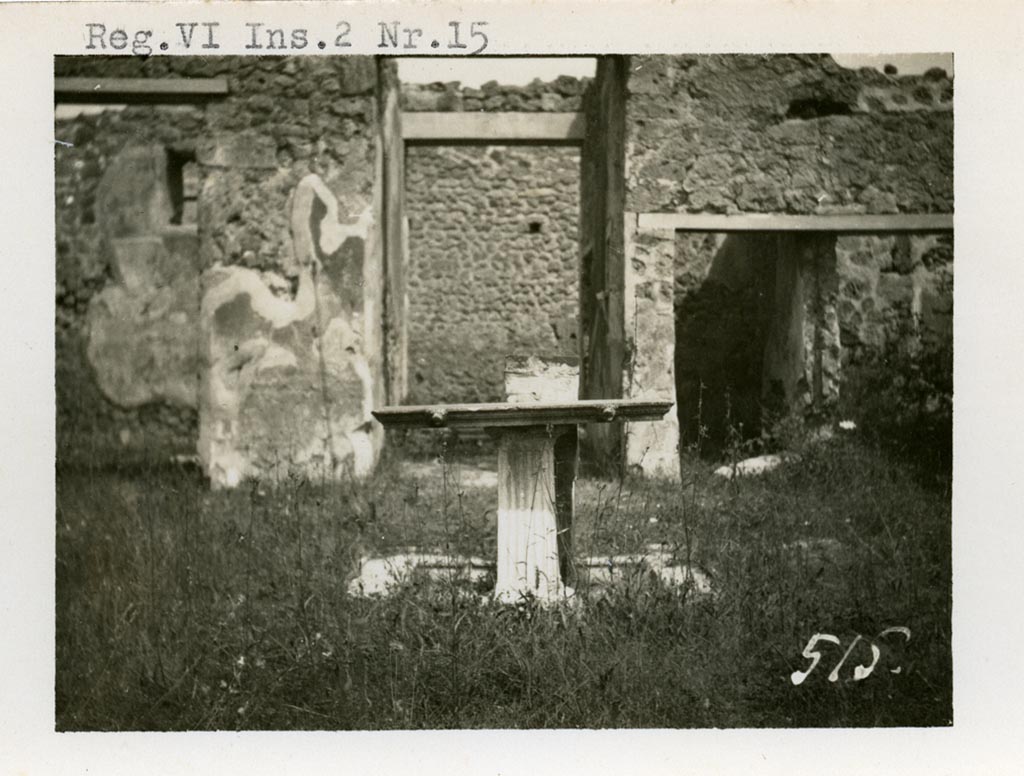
(55, 60, 588, 475)
(401, 78, 586, 406)
(55, 54, 953, 479)
(55, 55, 390, 484)
(401, 77, 585, 113)
(609, 54, 953, 454)
(56, 100, 205, 462)
(625, 54, 952, 216)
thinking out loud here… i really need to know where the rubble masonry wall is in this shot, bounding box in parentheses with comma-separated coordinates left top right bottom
(55, 55, 387, 483)
(581, 54, 953, 463)
(401, 78, 586, 405)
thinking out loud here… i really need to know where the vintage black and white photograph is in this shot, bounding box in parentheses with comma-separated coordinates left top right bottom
(52, 49, 955, 731)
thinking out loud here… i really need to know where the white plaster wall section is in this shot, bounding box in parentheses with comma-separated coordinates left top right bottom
(199, 312, 284, 488)
(199, 266, 315, 475)
(254, 341, 299, 372)
(355, 190, 385, 473)
(292, 173, 380, 478)
(202, 266, 316, 336)
(290, 173, 375, 267)
(200, 173, 378, 487)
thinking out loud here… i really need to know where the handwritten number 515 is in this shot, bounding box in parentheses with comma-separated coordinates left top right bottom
(790, 627, 911, 686)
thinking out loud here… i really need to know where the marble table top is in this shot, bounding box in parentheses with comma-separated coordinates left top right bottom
(372, 399, 673, 430)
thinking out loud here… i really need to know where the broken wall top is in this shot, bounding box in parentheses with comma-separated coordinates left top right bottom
(402, 75, 589, 112)
(55, 55, 380, 96)
(620, 54, 953, 215)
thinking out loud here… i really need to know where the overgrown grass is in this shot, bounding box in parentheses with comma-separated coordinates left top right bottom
(56, 433, 951, 729)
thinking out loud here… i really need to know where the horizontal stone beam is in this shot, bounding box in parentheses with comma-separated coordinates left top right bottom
(402, 112, 585, 144)
(637, 213, 954, 233)
(55, 77, 229, 103)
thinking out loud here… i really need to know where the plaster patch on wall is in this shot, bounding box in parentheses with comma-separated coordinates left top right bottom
(199, 173, 380, 487)
(56, 57, 385, 466)
(84, 147, 202, 413)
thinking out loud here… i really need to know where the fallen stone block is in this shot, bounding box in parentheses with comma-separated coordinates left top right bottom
(714, 453, 795, 479)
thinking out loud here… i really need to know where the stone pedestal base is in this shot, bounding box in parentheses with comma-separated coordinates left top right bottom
(494, 426, 575, 603)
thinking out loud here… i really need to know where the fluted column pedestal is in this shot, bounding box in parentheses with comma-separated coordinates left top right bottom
(493, 426, 575, 604)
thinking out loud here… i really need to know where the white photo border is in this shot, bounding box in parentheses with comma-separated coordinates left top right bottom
(3, 1, 1023, 774)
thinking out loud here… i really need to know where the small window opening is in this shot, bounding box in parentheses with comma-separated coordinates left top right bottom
(167, 148, 198, 225)
(528, 221, 543, 234)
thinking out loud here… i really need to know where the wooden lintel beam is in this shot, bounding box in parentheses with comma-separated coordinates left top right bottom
(55, 77, 229, 103)
(637, 212, 953, 233)
(403, 112, 585, 144)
